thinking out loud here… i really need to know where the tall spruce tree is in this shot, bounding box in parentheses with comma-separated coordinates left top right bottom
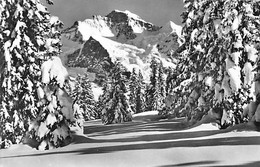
(158, 60, 166, 108)
(147, 57, 164, 111)
(0, 0, 72, 149)
(148, 57, 159, 110)
(144, 83, 151, 111)
(70, 73, 97, 121)
(136, 70, 145, 113)
(177, 0, 260, 127)
(101, 62, 132, 124)
(97, 79, 110, 121)
(129, 68, 138, 113)
(166, 68, 177, 95)
(95, 72, 110, 119)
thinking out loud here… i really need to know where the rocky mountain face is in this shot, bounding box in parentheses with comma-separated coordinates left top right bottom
(67, 37, 112, 71)
(62, 10, 182, 82)
(106, 10, 161, 40)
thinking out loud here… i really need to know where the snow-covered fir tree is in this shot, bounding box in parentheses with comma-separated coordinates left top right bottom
(128, 68, 145, 113)
(129, 68, 138, 113)
(0, 0, 73, 149)
(70, 73, 97, 122)
(100, 62, 132, 124)
(144, 83, 151, 111)
(96, 80, 110, 120)
(165, 68, 177, 95)
(95, 72, 110, 119)
(159, 67, 176, 116)
(146, 57, 165, 111)
(158, 60, 166, 107)
(147, 57, 159, 111)
(176, 0, 260, 127)
(135, 70, 145, 113)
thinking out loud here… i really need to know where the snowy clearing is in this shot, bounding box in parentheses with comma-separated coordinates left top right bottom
(1, 116, 260, 167)
(132, 111, 162, 122)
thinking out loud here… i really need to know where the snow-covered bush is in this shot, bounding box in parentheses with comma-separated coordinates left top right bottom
(0, 0, 74, 149)
(175, 0, 260, 127)
(29, 57, 73, 150)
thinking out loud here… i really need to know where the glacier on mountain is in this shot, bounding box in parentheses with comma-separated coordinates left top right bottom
(62, 10, 182, 82)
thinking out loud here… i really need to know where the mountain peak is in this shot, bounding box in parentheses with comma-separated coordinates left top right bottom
(63, 10, 181, 83)
(63, 10, 162, 42)
(110, 9, 146, 22)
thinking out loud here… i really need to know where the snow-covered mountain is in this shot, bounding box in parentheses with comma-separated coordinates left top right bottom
(62, 10, 182, 81)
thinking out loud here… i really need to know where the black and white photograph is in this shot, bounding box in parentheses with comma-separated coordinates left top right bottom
(1, 0, 260, 166)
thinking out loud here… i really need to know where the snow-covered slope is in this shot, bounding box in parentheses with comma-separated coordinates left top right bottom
(62, 10, 182, 82)
(66, 35, 175, 81)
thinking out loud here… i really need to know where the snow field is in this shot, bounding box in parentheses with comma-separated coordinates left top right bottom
(2, 117, 260, 167)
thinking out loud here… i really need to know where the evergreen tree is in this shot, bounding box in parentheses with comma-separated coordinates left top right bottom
(165, 68, 177, 95)
(97, 79, 110, 121)
(148, 57, 159, 110)
(95, 72, 110, 119)
(177, 0, 260, 127)
(96, 96, 103, 119)
(158, 60, 166, 108)
(147, 57, 165, 111)
(70, 73, 97, 121)
(128, 68, 145, 114)
(129, 68, 138, 113)
(144, 83, 151, 111)
(101, 62, 132, 124)
(0, 0, 72, 149)
(135, 70, 145, 113)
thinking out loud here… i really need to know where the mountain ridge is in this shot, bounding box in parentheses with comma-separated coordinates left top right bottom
(62, 10, 182, 82)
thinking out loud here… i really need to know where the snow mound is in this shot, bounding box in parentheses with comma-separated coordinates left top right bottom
(6, 144, 35, 151)
(185, 123, 219, 132)
(132, 111, 162, 121)
(133, 110, 159, 117)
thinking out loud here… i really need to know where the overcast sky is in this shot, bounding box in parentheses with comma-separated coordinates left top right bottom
(45, 0, 184, 50)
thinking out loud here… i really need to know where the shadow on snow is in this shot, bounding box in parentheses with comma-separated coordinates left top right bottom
(2, 135, 260, 158)
(2, 119, 260, 161)
(83, 119, 187, 137)
(158, 161, 260, 167)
